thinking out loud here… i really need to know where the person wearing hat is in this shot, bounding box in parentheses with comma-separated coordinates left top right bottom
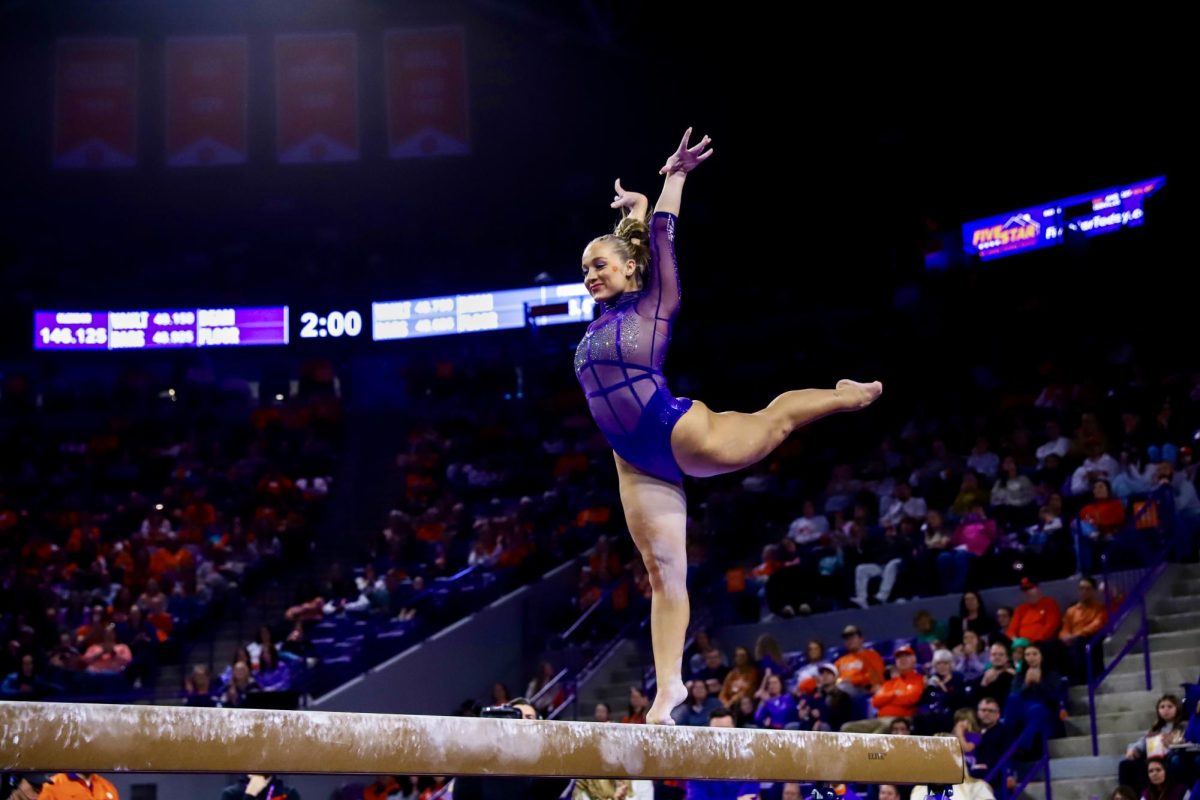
(833, 626, 884, 699)
(797, 662, 849, 731)
(38, 773, 119, 800)
(1, 773, 50, 800)
(842, 645, 925, 734)
(1007, 578, 1061, 647)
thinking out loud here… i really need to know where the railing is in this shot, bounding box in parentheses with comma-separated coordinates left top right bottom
(984, 726, 1053, 800)
(1085, 553, 1168, 755)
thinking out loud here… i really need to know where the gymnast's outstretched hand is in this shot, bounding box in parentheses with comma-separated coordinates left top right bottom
(658, 127, 713, 176)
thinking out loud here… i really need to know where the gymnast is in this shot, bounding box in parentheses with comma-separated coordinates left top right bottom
(574, 127, 882, 723)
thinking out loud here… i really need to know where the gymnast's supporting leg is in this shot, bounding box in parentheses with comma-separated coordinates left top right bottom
(672, 380, 882, 478)
(615, 451, 690, 725)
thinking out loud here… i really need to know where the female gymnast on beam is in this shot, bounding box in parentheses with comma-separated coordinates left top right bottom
(574, 127, 883, 724)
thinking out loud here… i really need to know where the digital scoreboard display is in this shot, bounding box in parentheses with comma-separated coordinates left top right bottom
(372, 283, 593, 341)
(962, 176, 1165, 261)
(34, 307, 290, 351)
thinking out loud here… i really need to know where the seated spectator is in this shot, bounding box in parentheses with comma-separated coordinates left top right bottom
(220, 661, 258, 707)
(754, 634, 788, 676)
(994, 606, 1014, 639)
(834, 625, 885, 699)
(718, 647, 761, 709)
(951, 472, 992, 520)
(1023, 505, 1065, 561)
(673, 680, 720, 726)
(852, 524, 914, 608)
(1006, 644, 1062, 743)
(1007, 578, 1062, 647)
(955, 710, 984, 772)
(990, 456, 1036, 526)
(954, 630, 988, 683)
(526, 661, 559, 713)
(977, 642, 1017, 709)
(915, 649, 966, 734)
(733, 695, 757, 728)
(1059, 575, 1108, 680)
(913, 609, 949, 647)
(592, 702, 611, 722)
(948, 590, 999, 649)
(970, 697, 1010, 782)
(1070, 445, 1121, 496)
(968, 437, 1001, 481)
(183, 664, 216, 707)
(622, 686, 649, 724)
(879, 481, 928, 529)
(1142, 758, 1188, 800)
(81, 626, 132, 675)
(255, 645, 291, 692)
(40, 773, 121, 800)
(938, 504, 998, 594)
(1119, 695, 1187, 792)
(1036, 420, 1071, 468)
(788, 500, 831, 544)
(1, 653, 63, 699)
(798, 662, 850, 731)
(885, 717, 912, 735)
(918, 509, 954, 589)
(753, 671, 799, 730)
(692, 647, 731, 686)
(686, 629, 724, 677)
(47, 633, 83, 673)
(1074, 479, 1128, 572)
(843, 645, 924, 734)
(791, 639, 827, 693)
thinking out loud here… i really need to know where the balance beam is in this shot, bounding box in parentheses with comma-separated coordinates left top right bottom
(0, 702, 963, 784)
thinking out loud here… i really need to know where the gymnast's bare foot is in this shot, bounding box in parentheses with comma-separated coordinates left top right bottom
(835, 379, 883, 411)
(646, 680, 688, 725)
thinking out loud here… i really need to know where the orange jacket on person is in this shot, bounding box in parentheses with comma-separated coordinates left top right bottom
(1008, 597, 1063, 642)
(835, 649, 886, 690)
(39, 773, 119, 800)
(1060, 601, 1108, 640)
(871, 671, 926, 718)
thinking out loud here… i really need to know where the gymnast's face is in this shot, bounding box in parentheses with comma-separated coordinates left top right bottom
(582, 240, 637, 302)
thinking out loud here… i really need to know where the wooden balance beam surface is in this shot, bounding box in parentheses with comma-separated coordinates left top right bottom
(0, 702, 963, 784)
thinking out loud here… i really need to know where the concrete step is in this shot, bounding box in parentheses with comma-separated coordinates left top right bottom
(1084, 689, 1163, 715)
(1172, 578, 1200, 594)
(1040, 754, 1122, 780)
(1023, 776, 1119, 800)
(1063, 710, 1152, 737)
(1150, 611, 1200, 633)
(1070, 667, 1194, 700)
(1108, 644, 1200, 672)
(607, 668, 643, 685)
(1155, 596, 1200, 615)
(1049, 731, 1139, 758)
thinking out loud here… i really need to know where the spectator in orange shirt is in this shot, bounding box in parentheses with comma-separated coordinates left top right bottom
(718, 647, 762, 709)
(834, 625, 885, 698)
(1007, 577, 1062, 646)
(842, 645, 925, 733)
(38, 772, 119, 800)
(1060, 575, 1109, 680)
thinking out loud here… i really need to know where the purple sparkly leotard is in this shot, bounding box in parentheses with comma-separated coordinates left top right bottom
(574, 211, 693, 483)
